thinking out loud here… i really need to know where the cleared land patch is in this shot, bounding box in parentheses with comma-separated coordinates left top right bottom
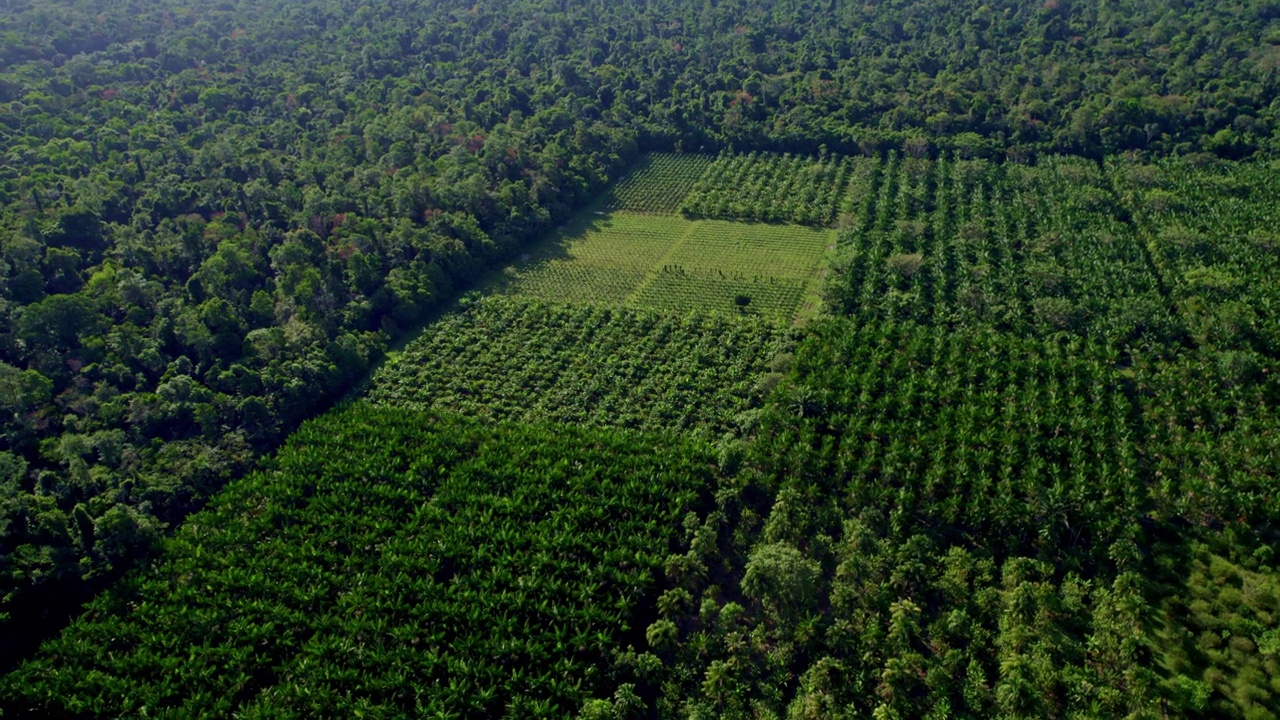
(489, 212, 834, 323)
(490, 213, 677, 307)
(629, 219, 831, 319)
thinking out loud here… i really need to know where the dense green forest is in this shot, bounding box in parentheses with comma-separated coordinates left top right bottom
(3, 0, 1280, 715)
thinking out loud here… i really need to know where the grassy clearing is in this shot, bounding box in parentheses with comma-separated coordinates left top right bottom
(628, 219, 832, 322)
(631, 272, 807, 322)
(485, 213, 679, 305)
(661, 219, 832, 278)
(488, 213, 833, 323)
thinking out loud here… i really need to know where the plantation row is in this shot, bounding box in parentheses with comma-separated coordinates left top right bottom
(828, 153, 1172, 345)
(490, 213, 681, 308)
(679, 152, 855, 226)
(2, 408, 717, 717)
(365, 296, 797, 435)
(602, 150, 859, 227)
(1112, 157, 1280, 357)
(763, 320, 1144, 558)
(822, 152, 1280, 532)
(632, 272, 807, 322)
(828, 152, 1280, 360)
(604, 153, 714, 213)
(499, 264, 648, 309)
(652, 318, 1279, 718)
(11, 313, 1278, 718)
(493, 213, 833, 323)
(1134, 348, 1280, 528)
(8, 150, 1280, 719)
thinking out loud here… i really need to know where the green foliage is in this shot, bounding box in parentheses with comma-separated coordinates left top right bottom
(653, 319, 1164, 716)
(1, 0, 1280, 710)
(681, 152, 854, 226)
(765, 319, 1143, 558)
(1, 407, 715, 716)
(1133, 348, 1280, 527)
(0, 0, 643, 643)
(605, 154, 714, 213)
(741, 542, 821, 624)
(1114, 157, 1280, 355)
(827, 153, 1174, 345)
(365, 296, 794, 435)
(630, 219, 831, 323)
(491, 212, 681, 307)
(491, 209, 834, 323)
(1151, 543, 1280, 719)
(641, 288, 1280, 719)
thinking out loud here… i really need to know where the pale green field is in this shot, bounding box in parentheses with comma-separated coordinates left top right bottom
(487, 212, 834, 323)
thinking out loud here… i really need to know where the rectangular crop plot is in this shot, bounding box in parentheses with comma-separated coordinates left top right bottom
(635, 220, 834, 321)
(828, 153, 1171, 345)
(1110, 156, 1280, 355)
(4, 407, 714, 717)
(490, 212, 834, 324)
(664, 220, 833, 279)
(680, 151, 854, 226)
(487, 213, 684, 304)
(604, 153, 714, 213)
(367, 297, 795, 434)
(632, 271, 808, 322)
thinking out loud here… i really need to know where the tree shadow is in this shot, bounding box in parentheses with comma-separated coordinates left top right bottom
(474, 212, 619, 295)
